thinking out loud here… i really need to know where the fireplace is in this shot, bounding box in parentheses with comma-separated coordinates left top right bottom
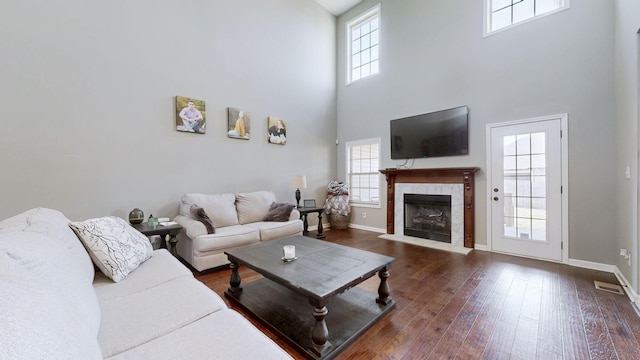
(404, 194, 452, 243)
(380, 167, 479, 248)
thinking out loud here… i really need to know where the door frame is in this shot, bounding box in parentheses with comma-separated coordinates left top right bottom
(485, 113, 569, 263)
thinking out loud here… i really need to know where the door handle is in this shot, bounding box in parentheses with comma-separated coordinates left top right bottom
(493, 196, 499, 201)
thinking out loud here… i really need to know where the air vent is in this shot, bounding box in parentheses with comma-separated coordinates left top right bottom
(594, 281, 625, 295)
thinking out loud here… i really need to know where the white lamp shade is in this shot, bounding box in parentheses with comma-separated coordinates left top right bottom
(290, 175, 307, 189)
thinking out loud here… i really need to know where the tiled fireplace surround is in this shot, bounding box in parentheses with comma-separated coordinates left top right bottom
(379, 167, 480, 248)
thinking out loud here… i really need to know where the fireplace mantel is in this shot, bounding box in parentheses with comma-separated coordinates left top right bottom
(379, 167, 480, 248)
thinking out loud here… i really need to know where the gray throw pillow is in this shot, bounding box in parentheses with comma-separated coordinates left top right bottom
(190, 204, 215, 234)
(263, 202, 295, 222)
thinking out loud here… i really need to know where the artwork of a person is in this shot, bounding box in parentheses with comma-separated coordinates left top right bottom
(228, 108, 250, 139)
(268, 119, 286, 145)
(176, 96, 206, 134)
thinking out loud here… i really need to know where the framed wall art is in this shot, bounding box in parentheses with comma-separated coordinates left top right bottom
(227, 107, 250, 140)
(176, 96, 206, 134)
(267, 116, 286, 145)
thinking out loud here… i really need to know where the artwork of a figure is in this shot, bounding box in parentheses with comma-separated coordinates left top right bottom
(176, 96, 205, 134)
(267, 116, 286, 145)
(228, 107, 250, 140)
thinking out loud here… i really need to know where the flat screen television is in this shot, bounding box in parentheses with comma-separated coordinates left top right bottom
(390, 105, 468, 159)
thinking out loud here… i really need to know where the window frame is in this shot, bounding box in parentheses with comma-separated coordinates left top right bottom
(346, 137, 381, 208)
(346, 4, 381, 85)
(483, 0, 570, 37)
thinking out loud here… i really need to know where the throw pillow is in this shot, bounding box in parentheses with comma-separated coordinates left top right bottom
(68, 216, 153, 282)
(263, 202, 295, 222)
(190, 204, 215, 234)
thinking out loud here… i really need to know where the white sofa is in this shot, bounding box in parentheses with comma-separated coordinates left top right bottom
(0, 207, 292, 360)
(174, 190, 303, 271)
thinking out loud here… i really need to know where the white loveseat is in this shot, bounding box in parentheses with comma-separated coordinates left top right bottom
(0, 207, 292, 360)
(174, 190, 303, 271)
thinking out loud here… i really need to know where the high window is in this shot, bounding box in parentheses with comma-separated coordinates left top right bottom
(346, 138, 381, 206)
(346, 5, 380, 84)
(485, 0, 569, 35)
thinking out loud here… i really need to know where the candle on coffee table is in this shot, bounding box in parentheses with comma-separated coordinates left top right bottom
(283, 245, 295, 260)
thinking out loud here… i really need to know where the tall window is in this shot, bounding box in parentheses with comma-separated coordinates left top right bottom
(485, 0, 569, 34)
(347, 5, 380, 84)
(346, 138, 381, 206)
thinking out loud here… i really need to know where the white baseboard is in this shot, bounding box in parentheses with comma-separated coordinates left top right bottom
(474, 244, 488, 251)
(614, 267, 640, 305)
(568, 258, 617, 273)
(347, 223, 386, 233)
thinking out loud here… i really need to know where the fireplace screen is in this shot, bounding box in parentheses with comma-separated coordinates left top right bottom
(403, 194, 452, 243)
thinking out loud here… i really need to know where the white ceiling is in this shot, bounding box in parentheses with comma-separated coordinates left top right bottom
(314, 0, 363, 16)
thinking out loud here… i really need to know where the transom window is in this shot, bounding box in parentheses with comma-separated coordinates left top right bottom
(347, 5, 380, 84)
(486, 0, 569, 34)
(346, 138, 381, 206)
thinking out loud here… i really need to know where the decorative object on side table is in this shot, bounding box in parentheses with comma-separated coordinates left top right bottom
(147, 214, 158, 228)
(290, 175, 307, 208)
(128, 208, 144, 224)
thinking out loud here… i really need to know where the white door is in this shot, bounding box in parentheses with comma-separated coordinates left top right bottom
(489, 116, 565, 261)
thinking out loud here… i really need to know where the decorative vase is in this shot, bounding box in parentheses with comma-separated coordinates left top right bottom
(129, 208, 144, 224)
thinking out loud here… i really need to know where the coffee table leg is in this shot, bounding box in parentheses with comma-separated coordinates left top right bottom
(376, 267, 392, 305)
(310, 300, 330, 356)
(228, 260, 243, 295)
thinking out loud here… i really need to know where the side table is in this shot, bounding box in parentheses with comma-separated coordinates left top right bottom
(296, 206, 326, 239)
(131, 222, 183, 257)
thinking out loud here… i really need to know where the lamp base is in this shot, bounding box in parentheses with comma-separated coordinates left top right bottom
(295, 188, 301, 208)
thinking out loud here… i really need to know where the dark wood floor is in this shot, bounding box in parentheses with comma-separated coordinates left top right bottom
(194, 228, 640, 360)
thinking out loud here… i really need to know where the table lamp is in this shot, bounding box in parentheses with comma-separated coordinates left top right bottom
(290, 175, 307, 208)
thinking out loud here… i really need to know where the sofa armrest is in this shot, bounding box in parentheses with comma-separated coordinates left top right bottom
(289, 209, 300, 221)
(174, 215, 207, 239)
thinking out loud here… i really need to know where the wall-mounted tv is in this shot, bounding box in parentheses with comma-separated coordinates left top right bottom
(390, 105, 469, 160)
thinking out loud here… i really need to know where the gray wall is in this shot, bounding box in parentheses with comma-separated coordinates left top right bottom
(0, 0, 337, 221)
(336, 0, 617, 264)
(614, 0, 640, 290)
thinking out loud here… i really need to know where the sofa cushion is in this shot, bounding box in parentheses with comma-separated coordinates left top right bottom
(236, 190, 277, 224)
(69, 216, 153, 282)
(104, 310, 292, 360)
(190, 204, 215, 234)
(244, 220, 303, 242)
(0, 231, 102, 336)
(181, 193, 239, 227)
(0, 207, 95, 282)
(263, 202, 296, 222)
(97, 276, 227, 358)
(93, 249, 192, 300)
(0, 250, 103, 360)
(192, 225, 261, 252)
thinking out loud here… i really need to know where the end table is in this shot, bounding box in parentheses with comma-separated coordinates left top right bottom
(296, 206, 326, 239)
(131, 222, 183, 257)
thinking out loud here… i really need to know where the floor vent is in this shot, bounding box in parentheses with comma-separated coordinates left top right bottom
(594, 281, 625, 295)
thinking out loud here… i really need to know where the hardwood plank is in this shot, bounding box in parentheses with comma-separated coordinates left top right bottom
(191, 228, 640, 360)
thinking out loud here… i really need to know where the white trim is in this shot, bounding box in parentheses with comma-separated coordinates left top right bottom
(615, 266, 640, 305)
(474, 244, 489, 251)
(483, 0, 571, 37)
(485, 113, 569, 263)
(348, 223, 386, 233)
(568, 258, 617, 273)
(346, 3, 381, 85)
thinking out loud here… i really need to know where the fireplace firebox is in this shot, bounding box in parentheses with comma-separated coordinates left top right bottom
(403, 194, 452, 243)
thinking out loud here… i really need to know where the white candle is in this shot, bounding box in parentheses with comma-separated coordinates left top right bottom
(283, 245, 295, 260)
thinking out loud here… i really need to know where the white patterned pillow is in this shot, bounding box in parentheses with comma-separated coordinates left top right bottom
(69, 216, 153, 282)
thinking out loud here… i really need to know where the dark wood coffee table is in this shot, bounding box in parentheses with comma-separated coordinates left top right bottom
(224, 236, 395, 360)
